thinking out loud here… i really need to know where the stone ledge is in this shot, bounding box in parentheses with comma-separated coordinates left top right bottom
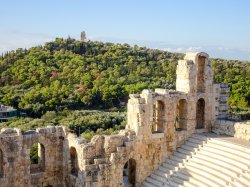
(151, 133, 164, 139)
(213, 120, 250, 141)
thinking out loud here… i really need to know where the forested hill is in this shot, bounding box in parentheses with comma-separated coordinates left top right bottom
(0, 38, 249, 117)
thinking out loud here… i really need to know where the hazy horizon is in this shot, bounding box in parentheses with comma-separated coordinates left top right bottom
(1, 0, 250, 61)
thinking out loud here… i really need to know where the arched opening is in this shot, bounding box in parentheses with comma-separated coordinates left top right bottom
(197, 56, 206, 93)
(152, 100, 165, 133)
(70, 147, 78, 176)
(30, 143, 45, 173)
(0, 149, 3, 177)
(123, 159, 136, 187)
(196, 98, 205, 129)
(176, 99, 188, 131)
(39, 144, 45, 171)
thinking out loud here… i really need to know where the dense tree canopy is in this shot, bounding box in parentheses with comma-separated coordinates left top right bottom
(0, 110, 126, 141)
(0, 38, 249, 118)
(0, 38, 181, 116)
(211, 59, 250, 109)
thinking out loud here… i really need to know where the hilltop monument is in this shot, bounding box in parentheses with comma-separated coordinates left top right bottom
(81, 31, 87, 42)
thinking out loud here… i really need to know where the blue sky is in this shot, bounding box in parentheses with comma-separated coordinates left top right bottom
(1, 0, 250, 60)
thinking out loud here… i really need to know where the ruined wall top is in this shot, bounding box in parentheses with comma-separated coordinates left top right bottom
(176, 51, 213, 94)
(184, 52, 209, 62)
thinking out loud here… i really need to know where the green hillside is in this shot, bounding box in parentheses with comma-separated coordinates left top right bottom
(0, 38, 249, 117)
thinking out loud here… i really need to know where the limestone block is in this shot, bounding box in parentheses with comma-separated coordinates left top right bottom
(104, 135, 125, 153)
(151, 133, 164, 139)
(213, 120, 250, 141)
(94, 158, 106, 165)
(0, 128, 18, 134)
(219, 105, 228, 111)
(82, 145, 96, 159)
(129, 94, 140, 99)
(91, 135, 105, 157)
(155, 88, 168, 94)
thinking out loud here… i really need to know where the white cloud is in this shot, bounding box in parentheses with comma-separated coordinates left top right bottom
(176, 47, 184, 52)
(217, 47, 230, 51)
(186, 46, 202, 52)
(162, 48, 173, 52)
(161, 46, 202, 53)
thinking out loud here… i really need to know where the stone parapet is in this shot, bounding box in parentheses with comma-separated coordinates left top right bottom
(213, 120, 250, 141)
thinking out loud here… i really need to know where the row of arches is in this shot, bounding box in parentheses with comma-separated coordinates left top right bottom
(152, 98, 205, 132)
(122, 100, 206, 186)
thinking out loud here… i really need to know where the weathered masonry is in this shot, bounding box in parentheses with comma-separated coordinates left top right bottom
(1, 52, 247, 187)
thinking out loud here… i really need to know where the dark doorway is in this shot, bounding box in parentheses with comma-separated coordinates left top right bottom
(123, 159, 136, 187)
(176, 99, 188, 131)
(70, 147, 79, 176)
(152, 100, 165, 133)
(0, 149, 3, 177)
(196, 98, 205, 129)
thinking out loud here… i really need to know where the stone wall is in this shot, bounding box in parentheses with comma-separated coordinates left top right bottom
(0, 126, 65, 187)
(213, 120, 250, 141)
(0, 52, 235, 187)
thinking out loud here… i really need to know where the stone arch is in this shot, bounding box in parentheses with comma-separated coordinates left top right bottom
(196, 98, 205, 129)
(197, 55, 206, 93)
(176, 99, 188, 130)
(0, 148, 3, 177)
(30, 143, 45, 173)
(152, 100, 165, 133)
(123, 158, 136, 187)
(70, 147, 78, 176)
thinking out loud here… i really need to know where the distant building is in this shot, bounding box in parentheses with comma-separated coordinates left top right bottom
(0, 105, 17, 122)
(80, 31, 87, 42)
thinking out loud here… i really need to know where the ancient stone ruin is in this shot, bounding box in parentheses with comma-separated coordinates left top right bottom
(0, 52, 249, 187)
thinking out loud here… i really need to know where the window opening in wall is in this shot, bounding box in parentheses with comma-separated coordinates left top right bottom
(0, 149, 3, 177)
(176, 99, 188, 131)
(152, 100, 165, 133)
(196, 98, 205, 129)
(123, 159, 136, 187)
(70, 147, 79, 176)
(197, 56, 206, 93)
(30, 143, 45, 173)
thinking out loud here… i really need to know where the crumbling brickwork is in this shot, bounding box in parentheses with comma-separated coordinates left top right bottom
(0, 52, 231, 187)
